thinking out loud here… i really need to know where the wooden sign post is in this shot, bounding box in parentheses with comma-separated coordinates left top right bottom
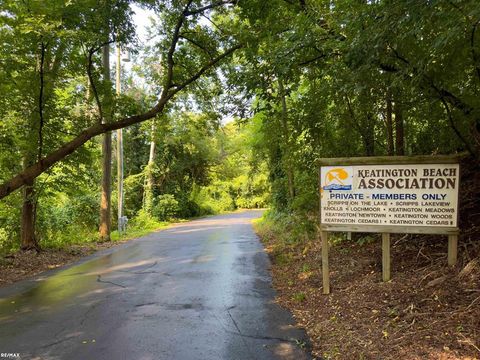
(319, 154, 462, 295)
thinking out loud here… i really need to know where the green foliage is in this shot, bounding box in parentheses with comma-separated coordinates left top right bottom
(301, 263, 311, 273)
(128, 209, 166, 231)
(122, 168, 148, 219)
(355, 234, 377, 246)
(0, 228, 12, 255)
(192, 182, 235, 214)
(152, 194, 179, 221)
(255, 210, 317, 247)
(292, 292, 306, 302)
(0, 193, 21, 254)
(135, 113, 269, 220)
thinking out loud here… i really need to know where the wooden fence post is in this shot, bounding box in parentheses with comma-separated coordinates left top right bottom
(321, 231, 330, 294)
(448, 234, 458, 266)
(382, 233, 391, 282)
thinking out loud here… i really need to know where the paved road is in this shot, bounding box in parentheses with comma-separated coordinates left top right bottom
(0, 211, 310, 360)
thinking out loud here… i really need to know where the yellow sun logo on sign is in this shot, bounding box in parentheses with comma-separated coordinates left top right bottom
(323, 168, 352, 190)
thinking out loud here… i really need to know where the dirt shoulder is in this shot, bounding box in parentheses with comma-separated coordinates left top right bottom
(257, 225, 480, 360)
(0, 240, 132, 288)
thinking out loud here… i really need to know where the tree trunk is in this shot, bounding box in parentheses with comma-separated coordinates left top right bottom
(144, 122, 156, 215)
(21, 178, 38, 251)
(463, 125, 479, 157)
(20, 42, 49, 252)
(364, 113, 375, 156)
(386, 90, 394, 156)
(473, 116, 480, 156)
(394, 96, 405, 156)
(20, 139, 39, 251)
(99, 44, 112, 241)
(278, 78, 295, 200)
(99, 132, 112, 241)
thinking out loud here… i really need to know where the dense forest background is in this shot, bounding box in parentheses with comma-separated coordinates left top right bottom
(0, 0, 479, 254)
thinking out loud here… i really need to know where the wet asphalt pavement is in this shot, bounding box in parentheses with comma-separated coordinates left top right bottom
(0, 210, 311, 360)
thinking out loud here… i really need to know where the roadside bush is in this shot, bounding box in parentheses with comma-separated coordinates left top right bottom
(0, 228, 13, 255)
(131, 209, 162, 229)
(257, 209, 317, 245)
(35, 192, 100, 248)
(152, 194, 179, 220)
(0, 194, 21, 253)
(191, 183, 235, 214)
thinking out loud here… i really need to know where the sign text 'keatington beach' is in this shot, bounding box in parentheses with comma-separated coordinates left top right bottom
(320, 164, 459, 229)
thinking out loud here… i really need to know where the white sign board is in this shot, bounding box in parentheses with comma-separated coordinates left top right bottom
(320, 164, 459, 229)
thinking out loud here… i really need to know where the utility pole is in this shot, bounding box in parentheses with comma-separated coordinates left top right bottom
(116, 44, 124, 234)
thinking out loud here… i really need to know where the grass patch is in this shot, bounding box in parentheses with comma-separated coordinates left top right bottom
(111, 221, 170, 242)
(292, 291, 306, 302)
